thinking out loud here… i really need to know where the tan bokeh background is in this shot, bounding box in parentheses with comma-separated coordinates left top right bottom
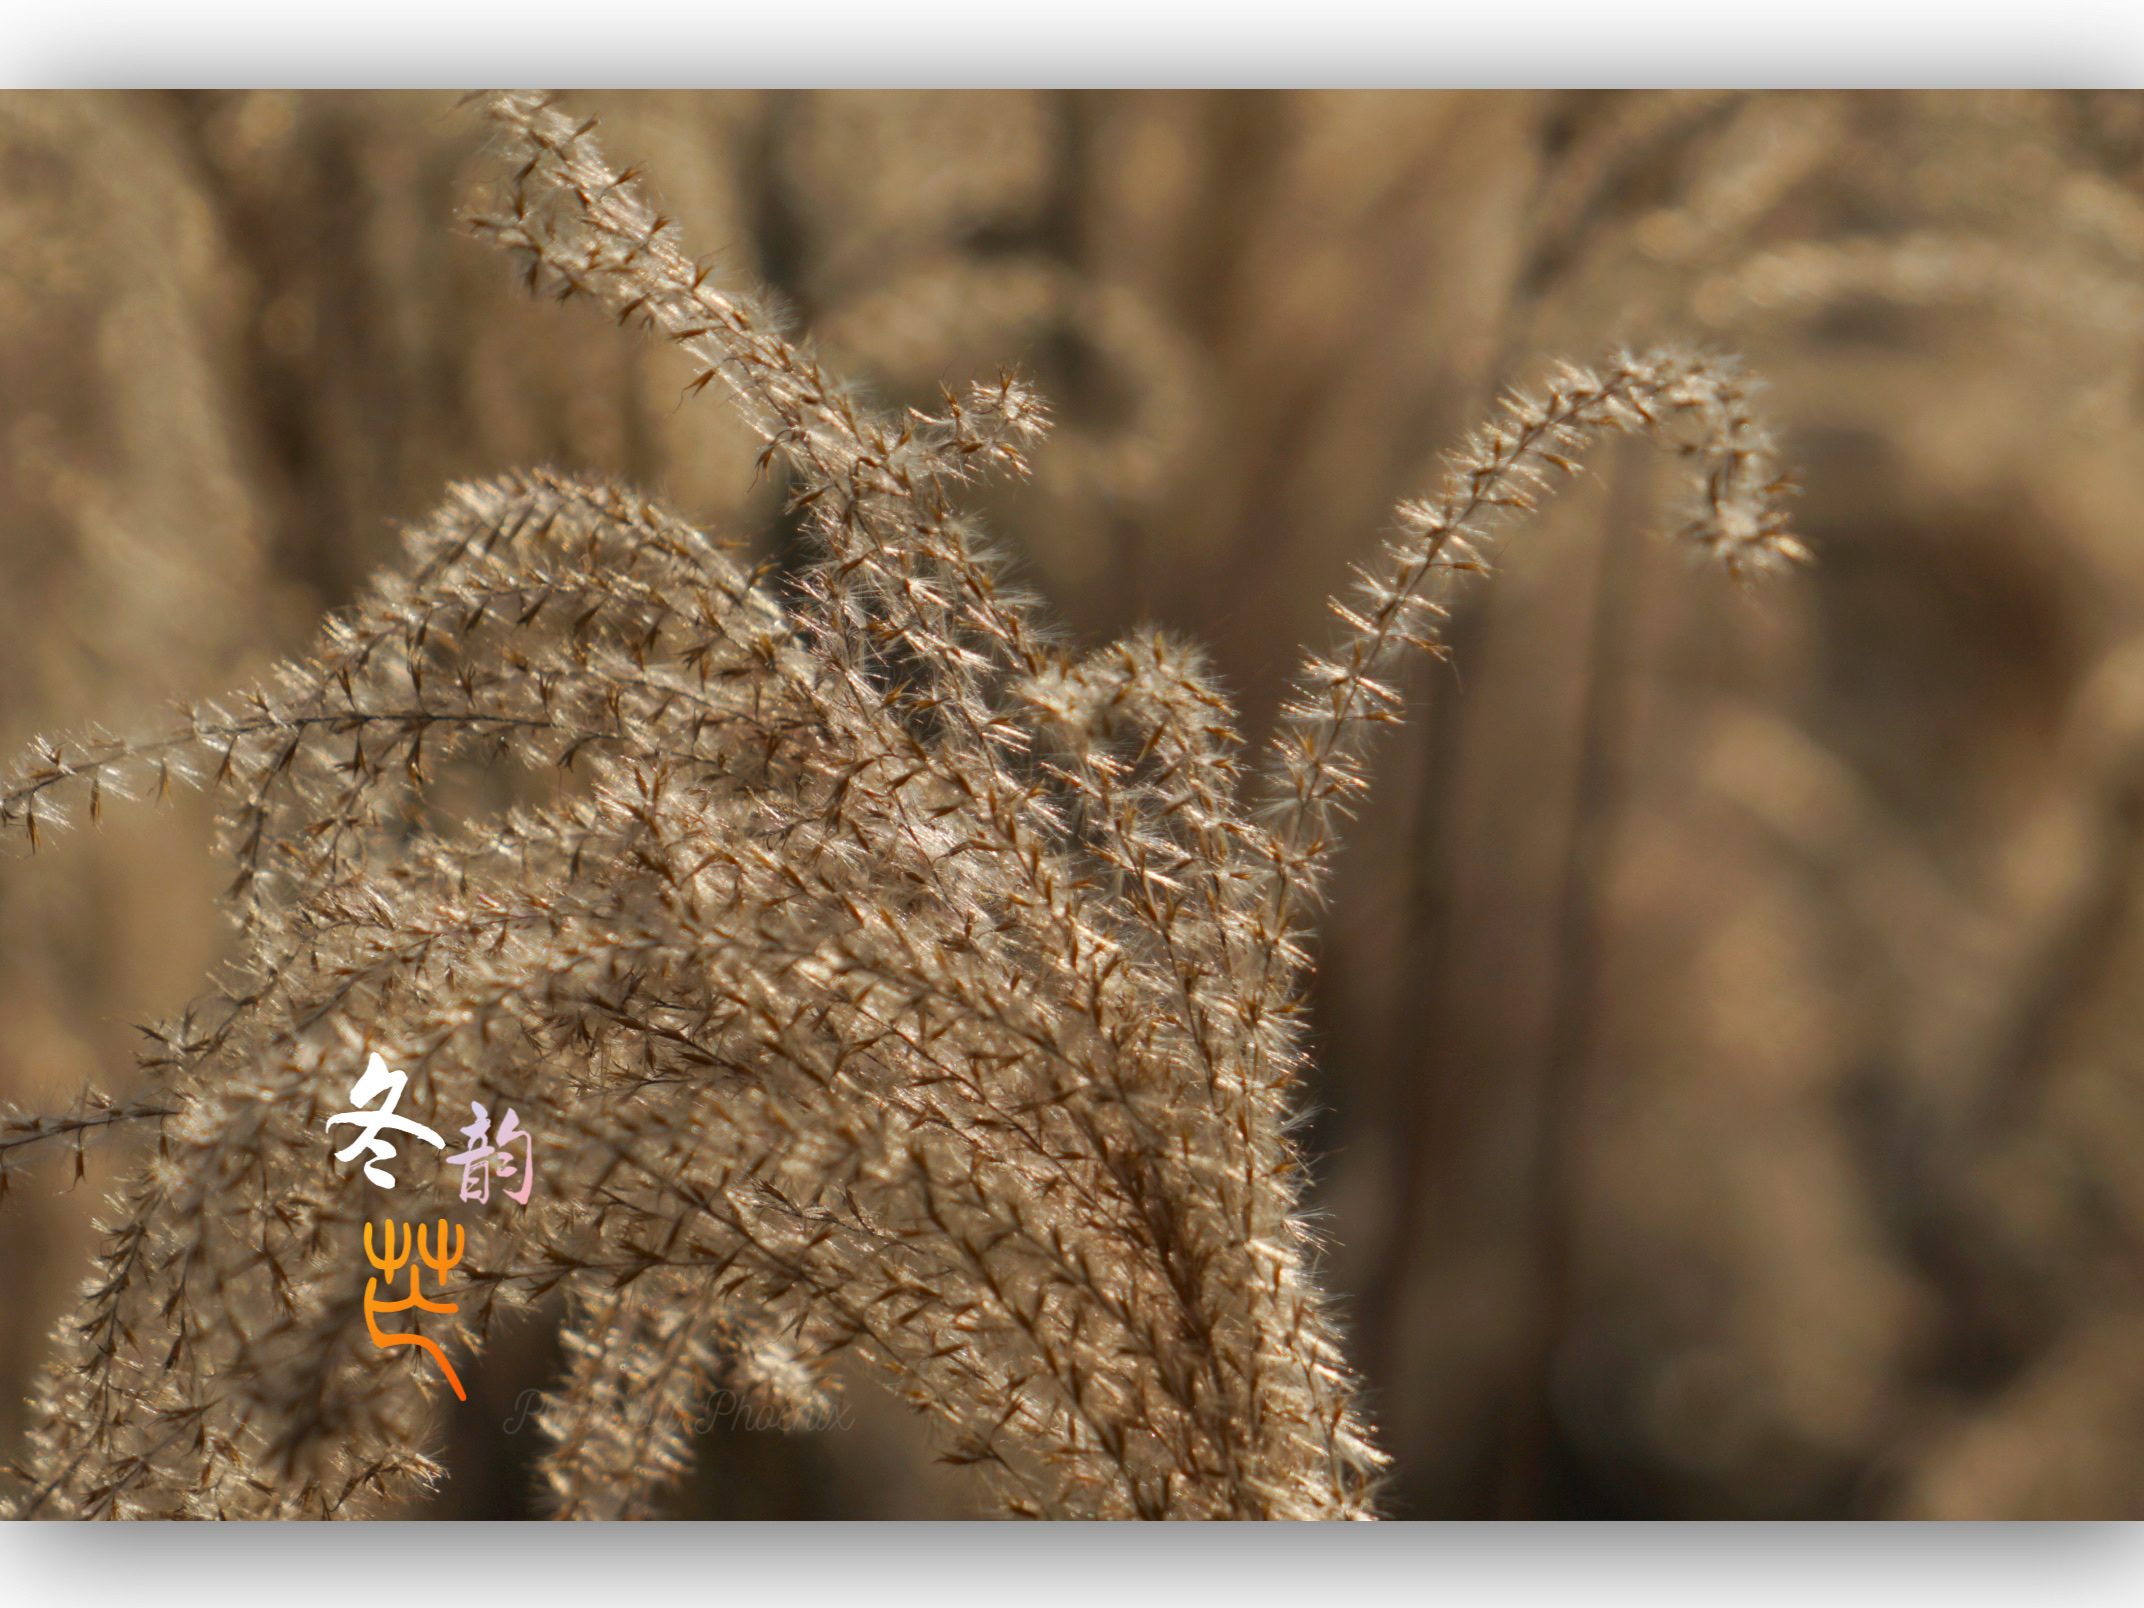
(8, 89, 2144, 1517)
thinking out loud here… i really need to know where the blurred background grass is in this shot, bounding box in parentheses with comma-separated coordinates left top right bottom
(8, 88, 2144, 1518)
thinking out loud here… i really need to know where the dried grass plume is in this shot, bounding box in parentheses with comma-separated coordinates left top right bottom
(0, 91, 1802, 1520)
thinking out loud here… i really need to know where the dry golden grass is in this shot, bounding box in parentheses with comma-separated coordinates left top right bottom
(4, 90, 2144, 1518)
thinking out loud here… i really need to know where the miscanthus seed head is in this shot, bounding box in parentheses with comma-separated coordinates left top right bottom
(0, 91, 1801, 1520)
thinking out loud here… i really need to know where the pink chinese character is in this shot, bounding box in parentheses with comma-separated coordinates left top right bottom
(445, 1101, 536, 1205)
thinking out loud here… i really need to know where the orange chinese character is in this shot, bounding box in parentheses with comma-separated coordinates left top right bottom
(363, 1217, 467, 1401)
